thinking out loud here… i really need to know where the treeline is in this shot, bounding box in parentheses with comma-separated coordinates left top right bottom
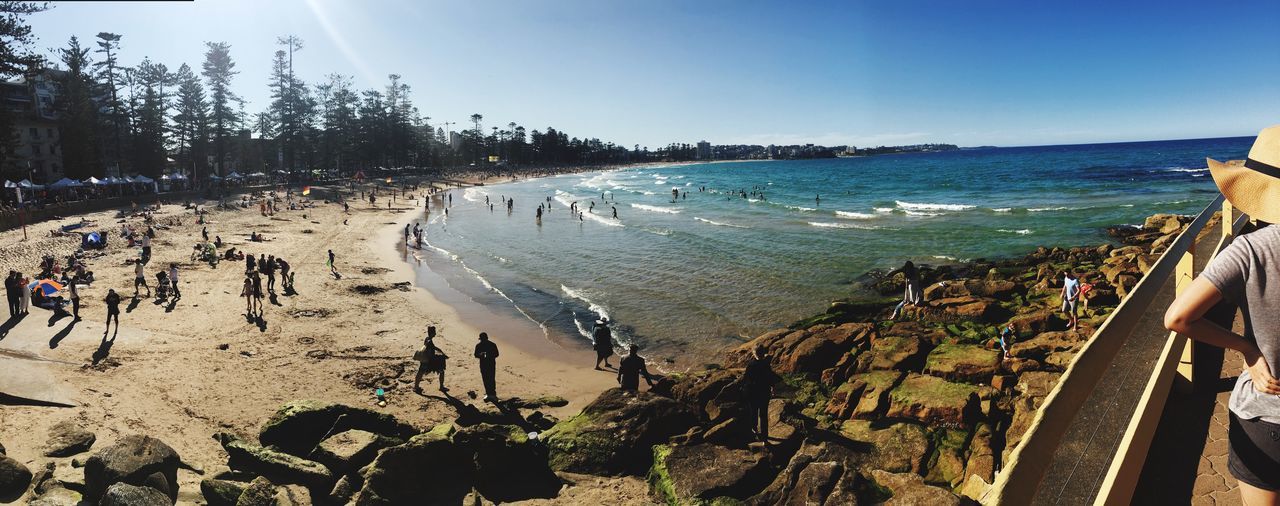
(0, 3, 654, 182)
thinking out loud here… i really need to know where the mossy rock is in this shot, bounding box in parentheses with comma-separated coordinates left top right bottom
(838, 420, 930, 474)
(543, 389, 698, 476)
(925, 344, 1000, 383)
(884, 374, 981, 426)
(924, 427, 972, 488)
(258, 400, 418, 457)
(648, 444, 768, 505)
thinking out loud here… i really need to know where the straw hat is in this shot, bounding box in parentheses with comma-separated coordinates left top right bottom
(1208, 125, 1280, 224)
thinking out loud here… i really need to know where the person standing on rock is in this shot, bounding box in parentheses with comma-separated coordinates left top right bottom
(104, 289, 121, 335)
(617, 344, 656, 392)
(1060, 270, 1081, 330)
(414, 326, 449, 393)
(593, 318, 615, 370)
(474, 332, 500, 401)
(742, 345, 779, 442)
(888, 261, 922, 320)
(1166, 129, 1280, 505)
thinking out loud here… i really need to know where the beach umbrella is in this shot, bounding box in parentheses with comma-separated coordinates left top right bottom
(27, 279, 63, 296)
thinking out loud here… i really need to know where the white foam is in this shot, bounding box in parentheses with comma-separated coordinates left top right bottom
(1165, 167, 1209, 173)
(1028, 206, 1072, 212)
(462, 187, 487, 202)
(582, 211, 624, 227)
(695, 217, 749, 228)
(786, 205, 817, 212)
(835, 211, 876, 219)
(903, 210, 944, 217)
(992, 208, 1012, 213)
(874, 207, 895, 213)
(997, 229, 1034, 235)
(561, 285, 611, 322)
(631, 203, 681, 214)
(896, 200, 976, 212)
(809, 221, 879, 230)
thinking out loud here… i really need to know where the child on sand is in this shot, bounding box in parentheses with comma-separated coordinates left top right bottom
(241, 277, 253, 314)
(413, 326, 449, 393)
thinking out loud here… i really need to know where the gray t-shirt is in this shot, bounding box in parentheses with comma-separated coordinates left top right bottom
(1201, 225, 1280, 423)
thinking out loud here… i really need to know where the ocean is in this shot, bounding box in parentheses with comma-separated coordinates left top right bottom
(405, 136, 1253, 366)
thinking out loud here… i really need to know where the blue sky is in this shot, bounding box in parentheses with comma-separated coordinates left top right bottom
(25, 0, 1280, 148)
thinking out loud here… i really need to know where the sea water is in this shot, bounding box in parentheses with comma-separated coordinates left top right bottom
(410, 136, 1252, 365)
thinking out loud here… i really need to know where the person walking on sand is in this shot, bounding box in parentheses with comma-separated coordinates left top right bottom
(241, 277, 253, 314)
(133, 260, 150, 298)
(474, 332, 500, 401)
(742, 345, 779, 442)
(18, 272, 30, 314)
(5, 271, 17, 317)
(327, 249, 339, 277)
(1060, 270, 1081, 330)
(168, 263, 180, 299)
(1165, 126, 1280, 506)
(617, 344, 656, 392)
(104, 289, 121, 335)
(413, 326, 449, 393)
(251, 272, 264, 314)
(593, 318, 615, 370)
(264, 255, 277, 293)
(888, 261, 922, 320)
(69, 276, 81, 321)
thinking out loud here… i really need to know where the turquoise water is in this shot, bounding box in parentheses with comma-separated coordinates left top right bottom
(411, 137, 1253, 364)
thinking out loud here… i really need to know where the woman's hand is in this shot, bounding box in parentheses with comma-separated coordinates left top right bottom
(1245, 350, 1280, 395)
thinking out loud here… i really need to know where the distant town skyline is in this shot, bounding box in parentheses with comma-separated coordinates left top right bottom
(26, 0, 1280, 149)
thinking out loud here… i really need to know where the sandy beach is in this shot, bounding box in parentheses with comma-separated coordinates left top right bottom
(0, 181, 654, 503)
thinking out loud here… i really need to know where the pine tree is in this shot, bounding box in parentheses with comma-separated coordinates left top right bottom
(201, 41, 239, 176)
(54, 36, 101, 179)
(171, 63, 208, 180)
(94, 32, 125, 174)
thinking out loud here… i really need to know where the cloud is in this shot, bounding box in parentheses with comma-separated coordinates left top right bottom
(721, 131, 934, 147)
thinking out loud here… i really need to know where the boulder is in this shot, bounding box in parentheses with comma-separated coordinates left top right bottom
(924, 428, 970, 488)
(1015, 371, 1062, 399)
(884, 374, 981, 426)
(649, 444, 772, 504)
(1008, 331, 1084, 364)
(868, 469, 961, 506)
(214, 433, 333, 489)
(924, 279, 1020, 301)
(100, 482, 171, 506)
(925, 344, 1000, 383)
(508, 395, 569, 409)
(352, 425, 474, 505)
(273, 484, 313, 505)
(1007, 309, 1067, 336)
(1003, 396, 1043, 462)
(328, 474, 360, 504)
(671, 368, 745, 423)
(728, 323, 875, 377)
(748, 436, 864, 506)
(27, 486, 83, 506)
(838, 421, 930, 474)
(310, 429, 401, 475)
(543, 388, 698, 476)
(866, 335, 930, 371)
(44, 421, 96, 457)
(199, 478, 246, 506)
(0, 454, 32, 500)
(825, 370, 902, 420)
(453, 423, 560, 502)
(235, 476, 277, 506)
(84, 435, 181, 503)
(258, 400, 418, 457)
(964, 423, 996, 484)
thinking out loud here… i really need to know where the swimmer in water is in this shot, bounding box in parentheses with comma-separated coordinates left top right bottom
(612, 206, 618, 219)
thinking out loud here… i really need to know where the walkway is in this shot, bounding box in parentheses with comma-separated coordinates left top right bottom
(1030, 219, 1222, 504)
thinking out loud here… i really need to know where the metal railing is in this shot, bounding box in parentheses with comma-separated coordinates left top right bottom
(980, 194, 1228, 505)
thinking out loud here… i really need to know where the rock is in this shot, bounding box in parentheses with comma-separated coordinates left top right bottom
(84, 435, 181, 503)
(925, 344, 1000, 383)
(258, 400, 418, 457)
(649, 444, 772, 504)
(1008, 331, 1083, 364)
(214, 433, 333, 489)
(44, 421, 96, 457)
(868, 470, 961, 505)
(543, 388, 698, 476)
(27, 486, 83, 506)
(838, 421, 930, 474)
(311, 429, 401, 475)
(0, 441, 5, 454)
(1001, 357, 1042, 374)
(45, 459, 85, 493)
(749, 436, 864, 506)
(1015, 371, 1062, 399)
(825, 370, 902, 420)
(100, 482, 171, 506)
(991, 374, 1015, 391)
(0, 454, 32, 500)
(273, 484, 312, 505)
(924, 428, 970, 488)
(924, 278, 1020, 301)
(884, 374, 981, 426)
(200, 478, 246, 506)
(728, 323, 875, 377)
(235, 477, 277, 506)
(453, 423, 560, 502)
(1116, 274, 1139, 298)
(1007, 309, 1067, 336)
(328, 474, 360, 504)
(964, 423, 996, 484)
(867, 335, 930, 371)
(670, 368, 744, 422)
(352, 426, 473, 505)
(1003, 396, 1043, 462)
(960, 473, 992, 502)
(29, 461, 55, 495)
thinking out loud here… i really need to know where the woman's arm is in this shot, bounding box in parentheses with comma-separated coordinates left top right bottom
(1164, 276, 1280, 394)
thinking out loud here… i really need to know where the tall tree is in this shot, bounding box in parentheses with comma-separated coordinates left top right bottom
(201, 41, 239, 176)
(0, 1, 49, 178)
(171, 63, 207, 180)
(93, 32, 125, 174)
(54, 36, 101, 179)
(274, 35, 303, 170)
(132, 58, 170, 177)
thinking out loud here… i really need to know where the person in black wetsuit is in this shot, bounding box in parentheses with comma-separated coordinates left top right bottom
(474, 332, 500, 401)
(742, 345, 779, 442)
(592, 318, 615, 370)
(617, 344, 656, 392)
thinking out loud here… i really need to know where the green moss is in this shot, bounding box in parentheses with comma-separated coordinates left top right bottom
(542, 412, 622, 472)
(888, 375, 980, 409)
(648, 444, 678, 506)
(783, 374, 831, 423)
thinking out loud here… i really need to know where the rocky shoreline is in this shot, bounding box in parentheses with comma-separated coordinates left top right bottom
(0, 211, 1211, 505)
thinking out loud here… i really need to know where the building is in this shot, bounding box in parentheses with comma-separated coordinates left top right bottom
(449, 131, 463, 151)
(1, 71, 65, 183)
(696, 140, 712, 160)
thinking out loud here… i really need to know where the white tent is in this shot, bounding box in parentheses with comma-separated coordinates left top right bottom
(225, 172, 244, 179)
(208, 173, 222, 180)
(3, 181, 15, 188)
(132, 175, 155, 184)
(84, 177, 106, 186)
(120, 176, 136, 184)
(248, 172, 266, 177)
(49, 177, 83, 189)
(17, 179, 44, 189)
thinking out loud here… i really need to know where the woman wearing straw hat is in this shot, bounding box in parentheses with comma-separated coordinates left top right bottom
(1166, 125, 1280, 503)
